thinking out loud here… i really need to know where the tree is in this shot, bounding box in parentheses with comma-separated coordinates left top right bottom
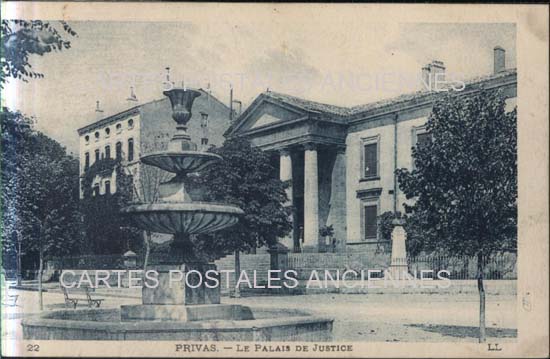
(1, 20, 77, 307)
(189, 137, 292, 261)
(1, 108, 33, 281)
(396, 89, 517, 342)
(1, 108, 82, 307)
(130, 132, 173, 269)
(80, 158, 142, 255)
(1, 20, 77, 87)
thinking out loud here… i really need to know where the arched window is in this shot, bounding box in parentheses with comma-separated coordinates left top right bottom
(84, 152, 90, 170)
(116, 142, 123, 160)
(84, 135, 90, 145)
(128, 138, 134, 162)
(116, 123, 122, 133)
(94, 131, 100, 141)
(105, 127, 111, 137)
(93, 184, 100, 197)
(128, 119, 134, 129)
(94, 149, 100, 163)
(105, 145, 111, 159)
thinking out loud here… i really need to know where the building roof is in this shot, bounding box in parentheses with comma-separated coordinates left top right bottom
(262, 91, 352, 117)
(77, 88, 229, 136)
(348, 68, 517, 116)
(228, 68, 517, 136)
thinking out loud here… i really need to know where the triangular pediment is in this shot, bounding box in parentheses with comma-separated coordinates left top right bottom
(230, 96, 308, 134)
(251, 113, 282, 129)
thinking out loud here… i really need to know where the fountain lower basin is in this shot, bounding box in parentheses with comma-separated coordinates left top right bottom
(22, 306, 333, 341)
(121, 202, 243, 234)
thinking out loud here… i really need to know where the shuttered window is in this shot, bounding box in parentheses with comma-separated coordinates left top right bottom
(84, 152, 90, 170)
(116, 142, 122, 160)
(363, 142, 378, 178)
(364, 204, 378, 239)
(128, 138, 134, 162)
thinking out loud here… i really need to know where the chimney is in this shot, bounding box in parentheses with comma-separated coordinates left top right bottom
(421, 65, 430, 88)
(494, 46, 506, 73)
(421, 60, 446, 90)
(232, 100, 242, 116)
(430, 60, 445, 82)
(126, 86, 139, 105)
(95, 100, 104, 120)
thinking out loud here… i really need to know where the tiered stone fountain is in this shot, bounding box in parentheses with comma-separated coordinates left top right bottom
(119, 88, 244, 320)
(22, 88, 333, 341)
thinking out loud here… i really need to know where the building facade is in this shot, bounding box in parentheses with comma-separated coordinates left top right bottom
(227, 46, 517, 255)
(77, 89, 232, 199)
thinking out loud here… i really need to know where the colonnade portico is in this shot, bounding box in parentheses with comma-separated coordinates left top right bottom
(277, 143, 323, 252)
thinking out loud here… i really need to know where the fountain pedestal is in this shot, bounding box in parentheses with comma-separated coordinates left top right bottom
(121, 263, 226, 321)
(140, 264, 220, 306)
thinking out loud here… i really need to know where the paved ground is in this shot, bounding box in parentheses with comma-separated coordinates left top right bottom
(225, 293, 517, 342)
(2, 287, 516, 342)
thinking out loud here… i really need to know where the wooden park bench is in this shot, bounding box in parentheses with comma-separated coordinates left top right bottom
(61, 285, 105, 309)
(2, 292, 19, 306)
(2, 280, 19, 306)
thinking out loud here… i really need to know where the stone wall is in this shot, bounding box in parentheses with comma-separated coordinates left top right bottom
(213, 251, 391, 284)
(214, 254, 271, 294)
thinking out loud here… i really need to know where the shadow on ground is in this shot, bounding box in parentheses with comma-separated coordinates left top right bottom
(406, 324, 517, 338)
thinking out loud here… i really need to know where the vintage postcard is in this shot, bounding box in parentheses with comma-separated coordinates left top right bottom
(1, 2, 548, 358)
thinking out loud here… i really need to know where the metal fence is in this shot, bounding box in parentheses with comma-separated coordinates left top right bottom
(46, 253, 185, 270)
(408, 253, 517, 280)
(47, 251, 517, 280)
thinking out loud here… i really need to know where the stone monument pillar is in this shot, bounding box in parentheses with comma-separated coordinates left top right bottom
(387, 219, 408, 280)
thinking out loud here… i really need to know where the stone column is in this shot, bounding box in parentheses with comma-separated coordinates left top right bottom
(279, 149, 294, 250)
(303, 143, 319, 252)
(331, 147, 347, 252)
(388, 219, 408, 280)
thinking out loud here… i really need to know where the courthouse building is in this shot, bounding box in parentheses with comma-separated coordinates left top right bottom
(226, 46, 517, 254)
(76, 46, 517, 258)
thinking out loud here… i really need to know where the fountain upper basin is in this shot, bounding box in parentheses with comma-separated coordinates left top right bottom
(121, 202, 244, 234)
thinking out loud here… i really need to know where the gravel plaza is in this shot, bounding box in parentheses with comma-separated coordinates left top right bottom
(2, 283, 517, 343)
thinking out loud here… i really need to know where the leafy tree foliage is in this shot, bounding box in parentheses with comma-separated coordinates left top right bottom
(189, 137, 292, 261)
(1, 20, 77, 86)
(1, 108, 82, 270)
(80, 158, 142, 255)
(396, 89, 517, 342)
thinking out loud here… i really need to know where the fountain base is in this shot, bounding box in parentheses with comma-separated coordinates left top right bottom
(120, 303, 253, 322)
(22, 307, 333, 341)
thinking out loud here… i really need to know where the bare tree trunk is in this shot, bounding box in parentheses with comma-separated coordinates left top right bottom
(38, 221, 46, 311)
(38, 252, 44, 311)
(16, 232, 22, 286)
(234, 251, 241, 298)
(477, 252, 486, 343)
(143, 231, 151, 271)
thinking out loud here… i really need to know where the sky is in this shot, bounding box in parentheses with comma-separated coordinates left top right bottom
(5, 21, 516, 154)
